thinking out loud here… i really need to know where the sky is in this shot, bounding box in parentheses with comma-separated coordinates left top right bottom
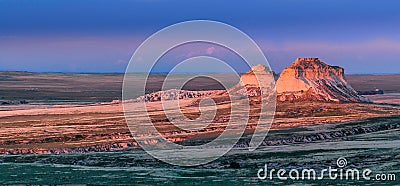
(0, 0, 399, 74)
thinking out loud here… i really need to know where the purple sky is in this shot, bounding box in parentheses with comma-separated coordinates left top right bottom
(0, 0, 399, 74)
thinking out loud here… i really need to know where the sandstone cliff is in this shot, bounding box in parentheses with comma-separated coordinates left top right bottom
(276, 58, 369, 102)
(232, 64, 276, 97)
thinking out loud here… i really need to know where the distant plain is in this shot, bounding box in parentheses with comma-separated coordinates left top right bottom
(0, 72, 399, 185)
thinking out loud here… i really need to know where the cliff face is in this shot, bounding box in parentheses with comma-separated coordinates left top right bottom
(276, 58, 369, 102)
(240, 64, 275, 89)
(230, 64, 276, 98)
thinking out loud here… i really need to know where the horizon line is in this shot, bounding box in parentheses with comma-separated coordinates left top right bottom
(0, 70, 399, 75)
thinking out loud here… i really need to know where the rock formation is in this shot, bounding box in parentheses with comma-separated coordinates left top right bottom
(232, 64, 276, 97)
(276, 58, 369, 102)
(137, 58, 367, 103)
(135, 89, 226, 102)
(240, 64, 273, 89)
(137, 64, 275, 102)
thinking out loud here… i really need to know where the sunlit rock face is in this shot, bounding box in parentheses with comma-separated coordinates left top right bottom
(138, 64, 276, 102)
(276, 58, 369, 103)
(135, 89, 226, 102)
(233, 64, 276, 97)
(240, 64, 273, 88)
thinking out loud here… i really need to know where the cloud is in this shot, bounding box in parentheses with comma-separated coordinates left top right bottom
(206, 47, 215, 55)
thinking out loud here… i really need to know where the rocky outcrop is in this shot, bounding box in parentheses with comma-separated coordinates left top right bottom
(136, 89, 226, 102)
(239, 64, 273, 89)
(230, 64, 276, 98)
(137, 59, 367, 103)
(235, 121, 400, 148)
(137, 64, 275, 102)
(276, 58, 369, 103)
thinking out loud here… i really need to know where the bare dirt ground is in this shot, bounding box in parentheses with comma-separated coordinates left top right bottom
(0, 100, 399, 154)
(364, 93, 400, 105)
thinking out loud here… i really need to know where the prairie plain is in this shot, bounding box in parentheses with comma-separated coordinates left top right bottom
(0, 72, 399, 185)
